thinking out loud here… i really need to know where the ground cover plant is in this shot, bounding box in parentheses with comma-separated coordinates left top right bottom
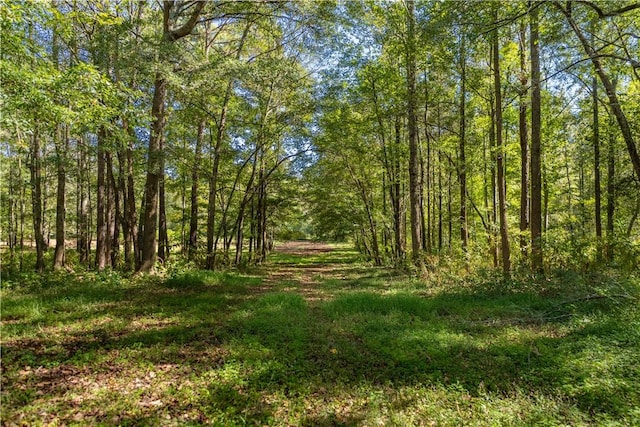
(2, 242, 639, 426)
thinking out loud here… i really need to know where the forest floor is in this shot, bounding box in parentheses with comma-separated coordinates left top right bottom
(2, 242, 640, 426)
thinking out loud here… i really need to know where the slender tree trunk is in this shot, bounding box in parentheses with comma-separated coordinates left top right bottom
(518, 21, 529, 257)
(19, 155, 26, 271)
(158, 163, 169, 263)
(420, 137, 429, 253)
(8, 155, 17, 270)
(530, 2, 543, 272)
(117, 149, 131, 270)
(606, 118, 615, 261)
(53, 125, 67, 269)
(30, 129, 45, 273)
(107, 152, 119, 267)
(459, 35, 468, 253)
(96, 127, 109, 270)
(593, 74, 602, 259)
(189, 119, 205, 257)
(126, 129, 138, 271)
(77, 137, 90, 265)
(494, 7, 511, 274)
(438, 150, 443, 251)
(394, 116, 403, 262)
(406, 0, 422, 265)
(489, 90, 499, 268)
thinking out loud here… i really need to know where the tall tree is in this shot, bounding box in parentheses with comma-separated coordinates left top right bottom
(493, 5, 511, 274)
(518, 21, 529, 257)
(139, 1, 204, 272)
(530, 1, 543, 272)
(459, 32, 468, 253)
(593, 71, 602, 259)
(406, 0, 422, 265)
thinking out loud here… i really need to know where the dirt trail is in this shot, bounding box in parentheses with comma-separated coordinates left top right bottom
(264, 241, 352, 301)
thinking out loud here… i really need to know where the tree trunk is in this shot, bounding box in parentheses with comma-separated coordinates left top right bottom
(494, 7, 511, 274)
(139, 73, 167, 272)
(530, 2, 543, 272)
(117, 119, 137, 271)
(96, 127, 109, 270)
(406, 0, 422, 265)
(106, 152, 119, 267)
(518, 21, 529, 258)
(30, 129, 45, 273)
(77, 137, 90, 265)
(593, 74, 602, 258)
(139, 1, 204, 273)
(53, 125, 67, 269)
(189, 119, 205, 257)
(126, 130, 138, 271)
(158, 164, 169, 263)
(393, 116, 403, 261)
(459, 35, 468, 253)
(489, 85, 499, 268)
(606, 118, 615, 261)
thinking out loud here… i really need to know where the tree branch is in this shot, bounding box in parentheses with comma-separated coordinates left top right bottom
(574, 0, 640, 17)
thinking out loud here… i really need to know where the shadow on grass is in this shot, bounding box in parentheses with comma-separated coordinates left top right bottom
(218, 289, 639, 420)
(2, 267, 639, 424)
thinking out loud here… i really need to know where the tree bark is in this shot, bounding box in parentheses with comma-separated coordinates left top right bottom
(406, 0, 422, 265)
(77, 137, 90, 265)
(593, 73, 602, 259)
(158, 162, 169, 263)
(606, 118, 615, 261)
(139, 73, 166, 273)
(96, 127, 109, 270)
(29, 129, 45, 273)
(189, 119, 205, 257)
(394, 116, 403, 261)
(53, 125, 67, 269)
(530, 2, 543, 272)
(518, 21, 529, 257)
(459, 35, 468, 253)
(493, 10, 511, 274)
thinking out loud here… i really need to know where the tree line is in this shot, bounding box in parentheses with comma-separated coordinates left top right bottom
(1, 1, 639, 275)
(307, 0, 639, 273)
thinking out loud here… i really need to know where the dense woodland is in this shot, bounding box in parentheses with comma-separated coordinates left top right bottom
(3, 2, 640, 425)
(1, 0, 639, 274)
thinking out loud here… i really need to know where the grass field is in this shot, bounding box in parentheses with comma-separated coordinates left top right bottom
(2, 242, 639, 426)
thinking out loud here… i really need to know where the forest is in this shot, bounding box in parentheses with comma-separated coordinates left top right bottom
(1, 0, 639, 425)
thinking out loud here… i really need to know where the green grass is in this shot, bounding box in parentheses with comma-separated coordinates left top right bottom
(2, 248, 639, 426)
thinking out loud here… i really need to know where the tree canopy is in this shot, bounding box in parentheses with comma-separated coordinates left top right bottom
(1, 0, 639, 273)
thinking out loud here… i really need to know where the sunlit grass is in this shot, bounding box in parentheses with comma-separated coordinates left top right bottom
(2, 246, 639, 425)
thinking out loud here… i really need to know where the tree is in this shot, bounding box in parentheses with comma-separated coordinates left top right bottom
(139, 1, 204, 273)
(406, 0, 422, 265)
(493, 4, 511, 274)
(530, 1, 543, 272)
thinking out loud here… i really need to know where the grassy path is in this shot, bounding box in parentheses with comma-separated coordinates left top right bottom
(2, 243, 639, 426)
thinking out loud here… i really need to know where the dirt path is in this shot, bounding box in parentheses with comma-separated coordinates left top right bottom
(264, 241, 355, 301)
